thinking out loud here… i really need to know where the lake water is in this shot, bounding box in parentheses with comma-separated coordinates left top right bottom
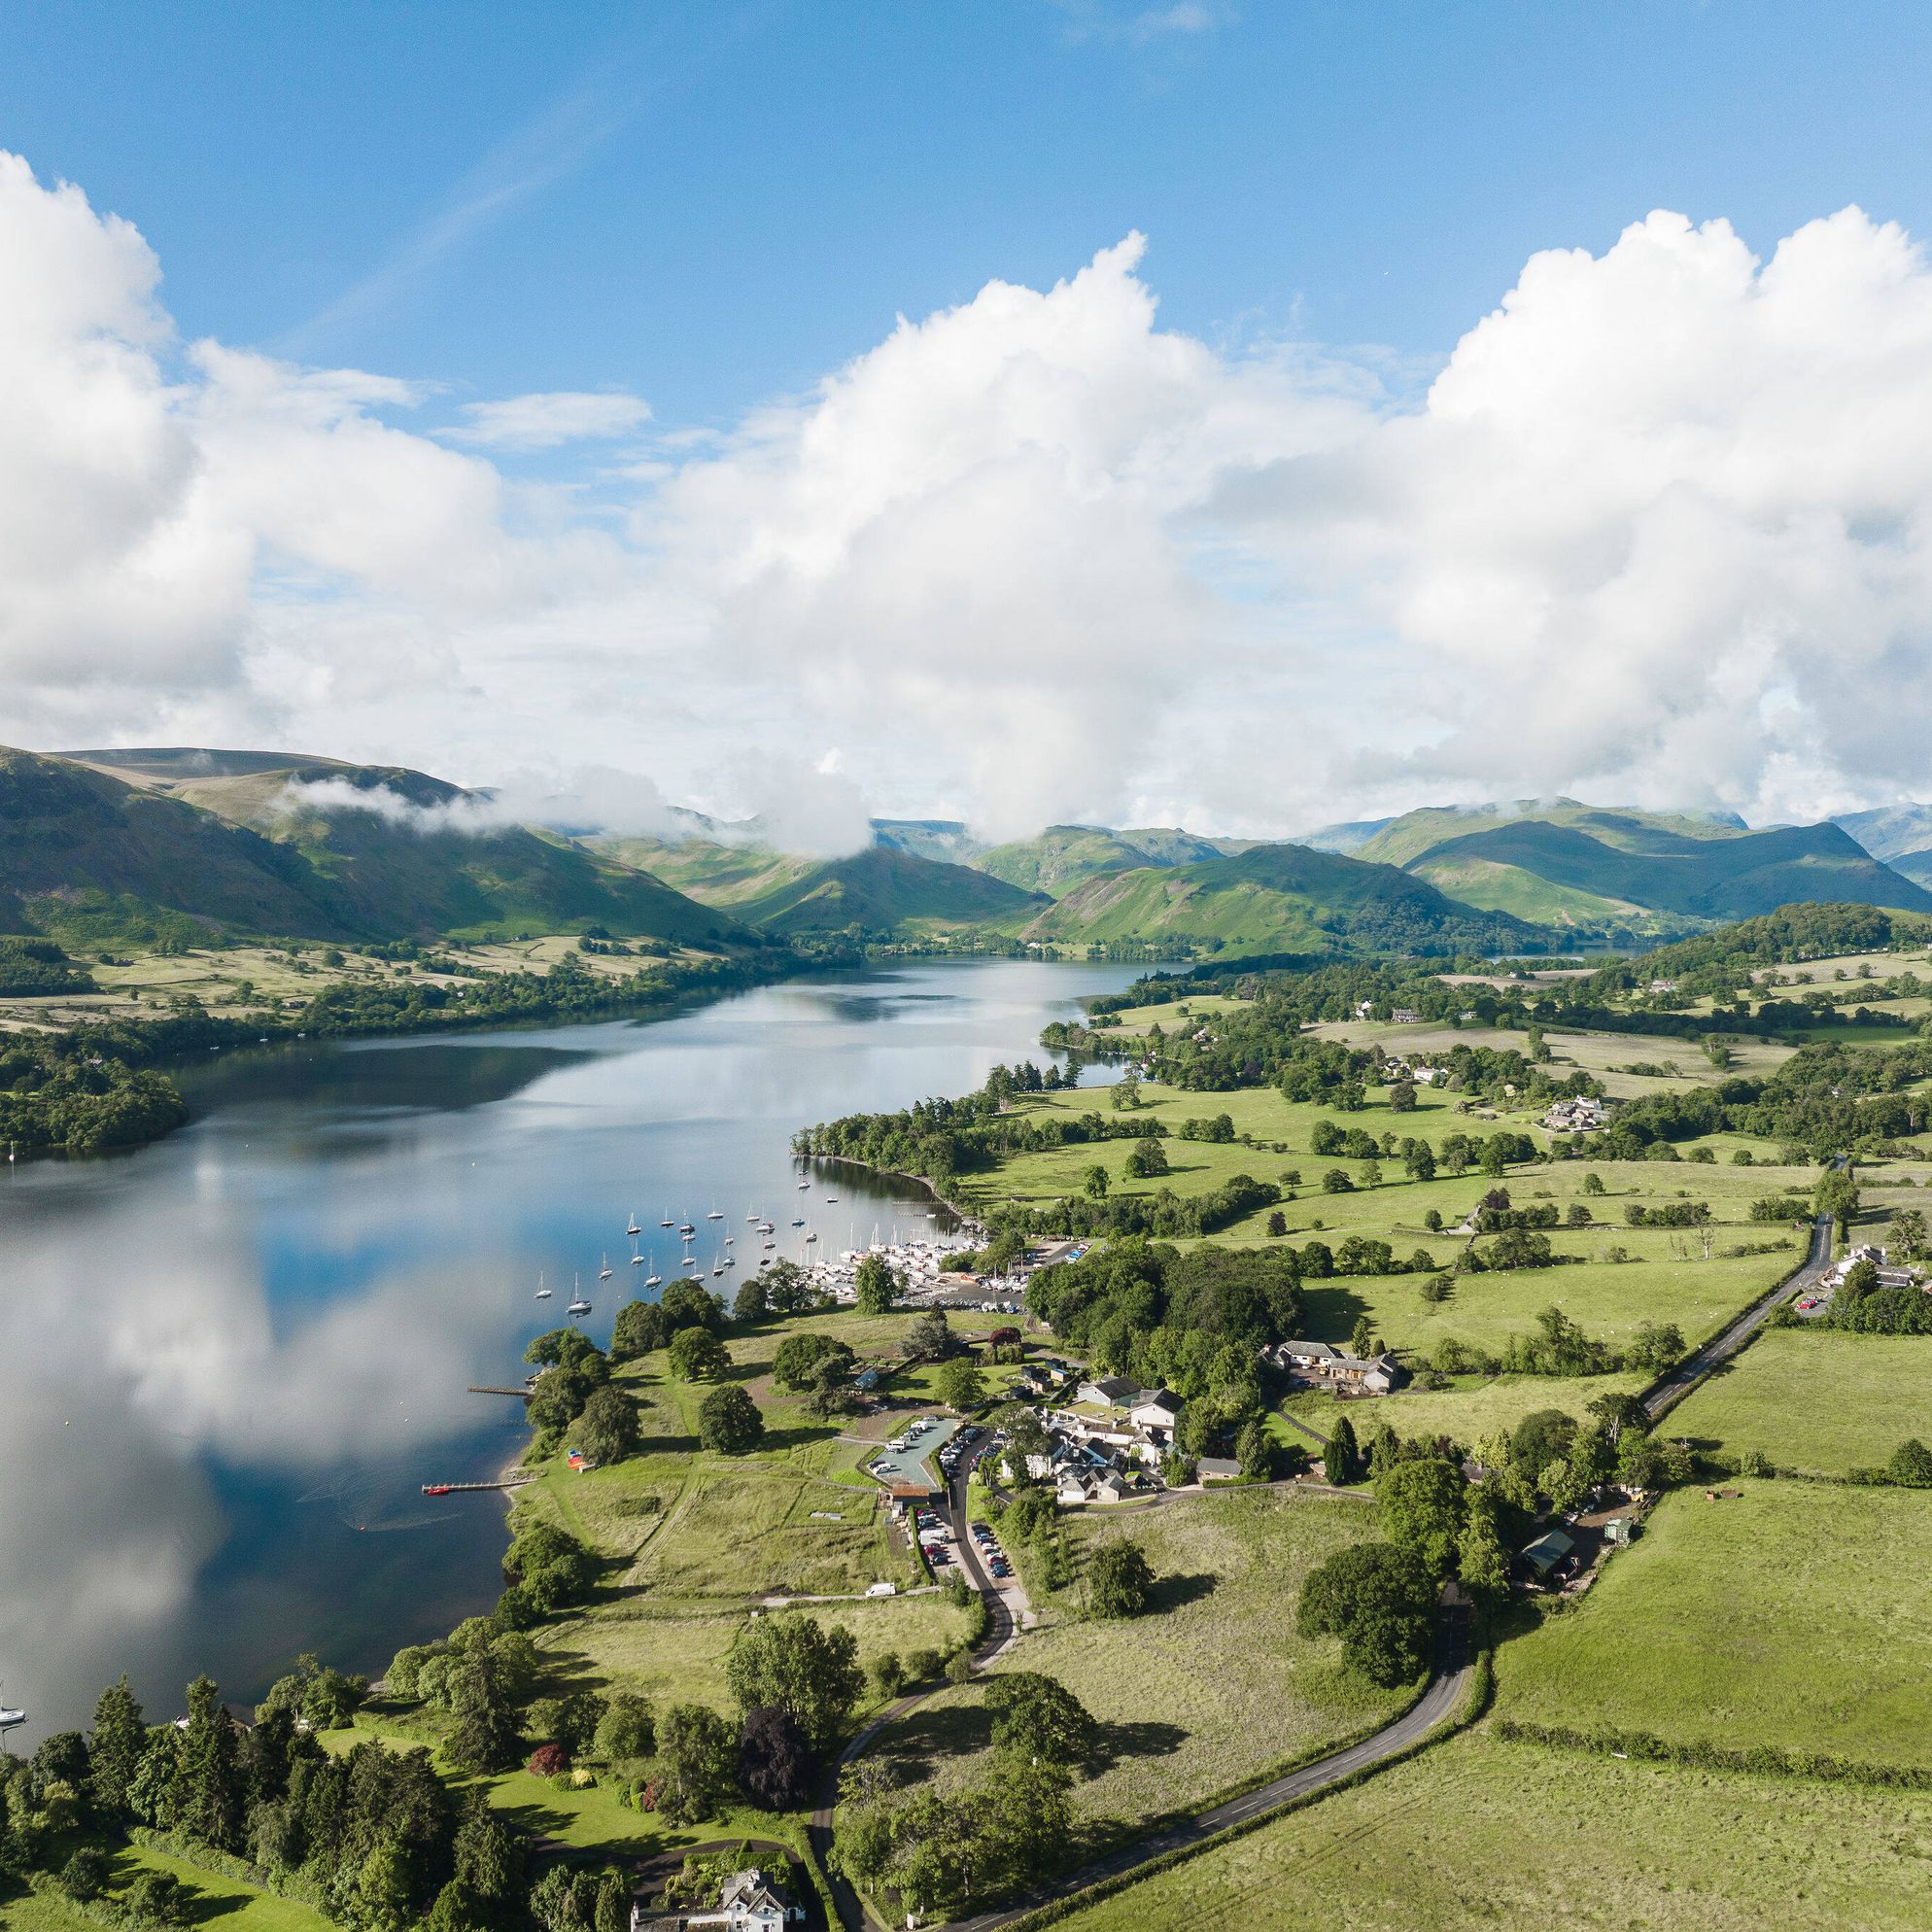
(0, 957, 1138, 1742)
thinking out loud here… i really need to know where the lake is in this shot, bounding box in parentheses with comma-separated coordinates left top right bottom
(0, 956, 1139, 1742)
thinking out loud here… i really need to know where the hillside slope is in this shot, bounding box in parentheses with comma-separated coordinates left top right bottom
(1021, 842, 1543, 956)
(1357, 798, 1750, 870)
(1406, 819, 1932, 924)
(723, 845, 1046, 934)
(1833, 804, 1932, 863)
(972, 824, 1229, 895)
(21, 747, 732, 947)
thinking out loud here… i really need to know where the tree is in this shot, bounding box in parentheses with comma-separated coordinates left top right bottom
(592, 1692, 654, 1764)
(426, 1880, 489, 1932)
(655, 1706, 740, 1823)
(1322, 1168, 1355, 1194)
(660, 1277, 723, 1333)
(503, 1521, 598, 1610)
(1296, 1542, 1435, 1686)
(737, 1705, 814, 1810)
(698, 1383, 765, 1454)
(1892, 1207, 1929, 1260)
(1586, 1390, 1650, 1445)
(1266, 1209, 1288, 1237)
(763, 1258, 818, 1314)
(170, 1675, 243, 1850)
(1235, 1418, 1274, 1481)
(669, 1327, 732, 1381)
(725, 1611, 864, 1748)
(773, 1331, 854, 1391)
(61, 1847, 111, 1902)
(1350, 1315, 1377, 1360)
(854, 1254, 897, 1315)
(906, 1310, 961, 1360)
(124, 1872, 193, 1928)
(1455, 1488, 1510, 1605)
(88, 1673, 146, 1815)
(1389, 1081, 1417, 1114)
(1088, 1539, 1154, 1618)
(610, 1298, 668, 1362)
(1509, 1408, 1577, 1479)
(446, 1655, 521, 1774)
(1373, 1457, 1466, 1577)
(935, 1358, 986, 1410)
(1325, 1413, 1363, 1486)
(1815, 1169, 1862, 1241)
(732, 1276, 770, 1324)
(1123, 1138, 1168, 1180)
(1403, 1142, 1436, 1183)
(1887, 1437, 1932, 1486)
(357, 1840, 418, 1932)
(983, 1673, 1100, 1767)
(1083, 1163, 1110, 1199)
(453, 1787, 525, 1914)
(572, 1386, 638, 1466)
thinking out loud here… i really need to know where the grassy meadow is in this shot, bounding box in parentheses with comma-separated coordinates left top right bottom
(859, 1488, 1404, 1826)
(1497, 1481, 1932, 1769)
(1045, 1730, 1932, 1932)
(1665, 1328, 1932, 1476)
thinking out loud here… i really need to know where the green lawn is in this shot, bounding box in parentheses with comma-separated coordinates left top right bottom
(1045, 1730, 1932, 1932)
(0, 1840, 330, 1932)
(1498, 1482, 1932, 1769)
(860, 1489, 1404, 1826)
(1667, 1328, 1932, 1476)
(1284, 1368, 1649, 1452)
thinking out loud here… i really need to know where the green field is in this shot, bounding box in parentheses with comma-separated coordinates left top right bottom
(1045, 1730, 1932, 1932)
(860, 1488, 1403, 1825)
(1498, 1482, 1932, 1769)
(1666, 1328, 1932, 1476)
(981, 1080, 1806, 1363)
(0, 1839, 329, 1932)
(1285, 1368, 1649, 1451)
(501, 1311, 1002, 1711)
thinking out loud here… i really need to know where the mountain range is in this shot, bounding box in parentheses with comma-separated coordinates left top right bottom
(8, 747, 1932, 959)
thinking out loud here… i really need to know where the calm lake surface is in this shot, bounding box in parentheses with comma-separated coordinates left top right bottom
(1, 957, 1139, 1741)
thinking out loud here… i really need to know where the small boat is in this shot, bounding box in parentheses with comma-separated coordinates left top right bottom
(707, 1206, 724, 1221)
(422, 1484, 452, 1498)
(722, 1256, 736, 1268)
(806, 1229, 819, 1244)
(599, 1254, 613, 1281)
(627, 1212, 641, 1236)
(632, 1251, 645, 1264)
(678, 1222, 696, 1236)
(644, 1270, 662, 1288)
(746, 1205, 760, 1221)
(568, 1276, 592, 1317)
(535, 1274, 553, 1300)
(826, 1195, 839, 1203)
(710, 1263, 725, 1278)
(791, 1217, 806, 1227)
(798, 1180, 810, 1190)
(724, 1235, 734, 1246)
(660, 1211, 673, 1227)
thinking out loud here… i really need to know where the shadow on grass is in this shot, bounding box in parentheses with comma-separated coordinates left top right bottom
(1145, 1570, 1218, 1612)
(866, 1698, 994, 1789)
(1296, 1283, 1372, 1341)
(1093, 1717, 1189, 1770)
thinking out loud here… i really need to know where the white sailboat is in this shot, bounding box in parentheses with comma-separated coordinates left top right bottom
(661, 1210, 674, 1227)
(707, 1205, 724, 1221)
(535, 1273, 553, 1300)
(627, 1212, 641, 1236)
(568, 1275, 592, 1317)
(599, 1253, 613, 1281)
(644, 1257, 663, 1288)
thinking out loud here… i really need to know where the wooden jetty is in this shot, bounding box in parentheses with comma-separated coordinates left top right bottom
(466, 1384, 535, 1398)
(422, 1474, 534, 1496)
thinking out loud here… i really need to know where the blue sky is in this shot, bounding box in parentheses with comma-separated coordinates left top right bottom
(10, 1, 1932, 431)
(9, 3, 1932, 835)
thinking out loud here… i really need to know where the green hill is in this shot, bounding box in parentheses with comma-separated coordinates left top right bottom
(602, 831, 1048, 935)
(971, 824, 1229, 896)
(1404, 818, 1932, 926)
(1020, 842, 1544, 956)
(1355, 798, 1750, 870)
(12, 746, 732, 948)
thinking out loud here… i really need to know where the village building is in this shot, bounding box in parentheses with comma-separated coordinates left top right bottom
(1075, 1373, 1140, 1407)
(1266, 1338, 1405, 1396)
(632, 1868, 802, 1932)
(1542, 1096, 1608, 1133)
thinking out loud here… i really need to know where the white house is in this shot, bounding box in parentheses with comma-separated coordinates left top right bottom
(632, 1869, 802, 1932)
(1127, 1389, 1183, 1433)
(1075, 1375, 1139, 1408)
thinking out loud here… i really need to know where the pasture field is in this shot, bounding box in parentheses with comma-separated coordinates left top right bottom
(1497, 1482, 1932, 1769)
(1666, 1328, 1932, 1476)
(1046, 1731, 1932, 1932)
(978, 1081, 1808, 1361)
(502, 1308, 996, 1710)
(1283, 1368, 1648, 1452)
(860, 1488, 1403, 1825)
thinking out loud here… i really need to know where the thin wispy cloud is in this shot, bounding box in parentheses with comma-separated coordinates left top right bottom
(442, 390, 652, 450)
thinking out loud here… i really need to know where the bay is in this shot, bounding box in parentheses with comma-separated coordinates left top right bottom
(0, 956, 1138, 1741)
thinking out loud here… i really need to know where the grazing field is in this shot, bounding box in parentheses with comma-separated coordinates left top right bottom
(503, 1310, 992, 1712)
(1498, 1482, 1932, 1769)
(1046, 1731, 1932, 1932)
(0, 1841, 333, 1932)
(1666, 1329, 1932, 1476)
(861, 1488, 1404, 1824)
(1284, 1369, 1649, 1451)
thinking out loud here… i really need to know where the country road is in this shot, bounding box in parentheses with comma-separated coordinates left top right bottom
(808, 1428, 1472, 1932)
(1642, 1190, 1836, 1423)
